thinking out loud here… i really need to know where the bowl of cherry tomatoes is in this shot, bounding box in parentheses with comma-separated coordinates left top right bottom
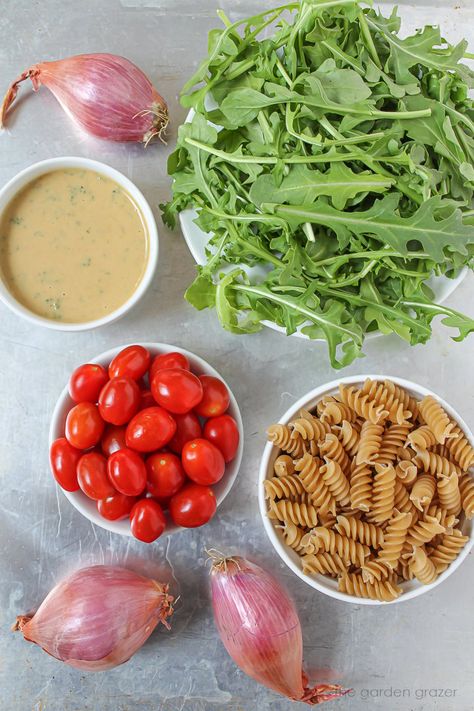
(49, 343, 243, 542)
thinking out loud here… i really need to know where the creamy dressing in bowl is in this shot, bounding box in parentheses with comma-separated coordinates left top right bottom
(0, 168, 149, 323)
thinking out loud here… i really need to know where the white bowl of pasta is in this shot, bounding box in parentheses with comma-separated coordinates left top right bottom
(258, 375, 474, 605)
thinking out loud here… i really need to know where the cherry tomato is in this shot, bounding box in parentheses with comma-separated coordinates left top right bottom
(169, 483, 217, 528)
(149, 351, 189, 382)
(194, 375, 230, 418)
(108, 345, 151, 381)
(130, 499, 166, 542)
(182, 438, 225, 485)
(151, 368, 203, 415)
(98, 377, 140, 425)
(126, 407, 176, 452)
(139, 389, 155, 410)
(77, 451, 116, 500)
(68, 363, 108, 404)
(168, 412, 202, 454)
(101, 425, 127, 457)
(65, 402, 105, 450)
(107, 448, 147, 496)
(97, 493, 137, 520)
(146, 452, 186, 500)
(203, 414, 240, 463)
(49, 437, 81, 491)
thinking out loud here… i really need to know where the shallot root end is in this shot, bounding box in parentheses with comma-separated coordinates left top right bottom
(1, 68, 41, 128)
(12, 614, 33, 633)
(302, 683, 353, 705)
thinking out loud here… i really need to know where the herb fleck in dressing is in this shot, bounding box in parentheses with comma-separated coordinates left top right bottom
(0, 168, 149, 322)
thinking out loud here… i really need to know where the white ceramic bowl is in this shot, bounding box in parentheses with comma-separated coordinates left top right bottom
(0, 157, 158, 331)
(49, 342, 244, 537)
(258, 374, 474, 604)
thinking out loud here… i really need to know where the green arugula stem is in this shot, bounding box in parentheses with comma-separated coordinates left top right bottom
(358, 10, 382, 69)
(233, 283, 363, 342)
(307, 249, 431, 268)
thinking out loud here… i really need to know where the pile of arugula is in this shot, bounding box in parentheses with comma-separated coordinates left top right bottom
(162, 0, 474, 368)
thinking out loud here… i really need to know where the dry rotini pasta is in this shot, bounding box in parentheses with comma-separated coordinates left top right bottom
(460, 475, 474, 519)
(338, 573, 402, 602)
(410, 473, 437, 511)
(320, 401, 357, 425)
(437, 472, 462, 515)
(335, 515, 384, 549)
(427, 530, 469, 574)
(302, 552, 347, 577)
(418, 396, 457, 445)
(265, 380, 472, 602)
(321, 458, 350, 506)
(319, 433, 351, 474)
(356, 422, 384, 466)
(309, 527, 370, 568)
(273, 454, 295, 478)
(338, 383, 389, 424)
(349, 461, 373, 512)
(295, 452, 336, 515)
(267, 424, 304, 458)
(268, 499, 319, 528)
(335, 420, 360, 457)
(414, 449, 462, 479)
(377, 424, 411, 465)
(361, 379, 412, 425)
(406, 546, 437, 585)
(369, 464, 397, 523)
(407, 425, 437, 451)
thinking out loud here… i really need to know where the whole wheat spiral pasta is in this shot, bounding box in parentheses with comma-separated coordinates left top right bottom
(295, 452, 335, 515)
(406, 514, 446, 546)
(361, 379, 412, 425)
(349, 462, 372, 512)
(267, 424, 304, 457)
(273, 454, 295, 478)
(291, 414, 330, 443)
(437, 472, 462, 515)
(418, 396, 457, 444)
(335, 515, 384, 549)
(321, 458, 350, 506)
(264, 475, 306, 500)
(309, 527, 370, 568)
(370, 464, 396, 523)
(395, 460, 418, 487)
(460, 475, 474, 519)
(336, 420, 360, 457)
(276, 521, 308, 554)
(443, 424, 474, 470)
(338, 383, 388, 424)
(407, 425, 437, 451)
(414, 449, 462, 479)
(265, 379, 472, 602)
(427, 530, 469, 574)
(377, 424, 411, 466)
(373, 510, 412, 571)
(268, 499, 319, 528)
(302, 552, 347, 577)
(320, 401, 357, 425)
(406, 546, 438, 585)
(319, 433, 351, 473)
(338, 573, 402, 602)
(410, 474, 437, 511)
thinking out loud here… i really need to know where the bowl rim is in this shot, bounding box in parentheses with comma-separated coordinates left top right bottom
(258, 373, 474, 605)
(0, 156, 158, 331)
(49, 342, 244, 537)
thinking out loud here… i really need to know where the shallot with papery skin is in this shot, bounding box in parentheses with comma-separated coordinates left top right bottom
(13, 565, 173, 671)
(209, 553, 348, 705)
(1, 54, 168, 145)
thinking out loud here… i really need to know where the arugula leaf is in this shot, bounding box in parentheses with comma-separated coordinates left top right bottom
(164, 0, 474, 368)
(250, 163, 394, 210)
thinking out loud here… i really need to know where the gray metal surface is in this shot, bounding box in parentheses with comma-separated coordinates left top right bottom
(0, 1, 473, 710)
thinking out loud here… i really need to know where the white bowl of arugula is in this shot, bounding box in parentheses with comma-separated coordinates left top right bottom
(163, 0, 474, 369)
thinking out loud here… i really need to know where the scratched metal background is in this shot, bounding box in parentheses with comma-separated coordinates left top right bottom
(0, 1, 473, 710)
